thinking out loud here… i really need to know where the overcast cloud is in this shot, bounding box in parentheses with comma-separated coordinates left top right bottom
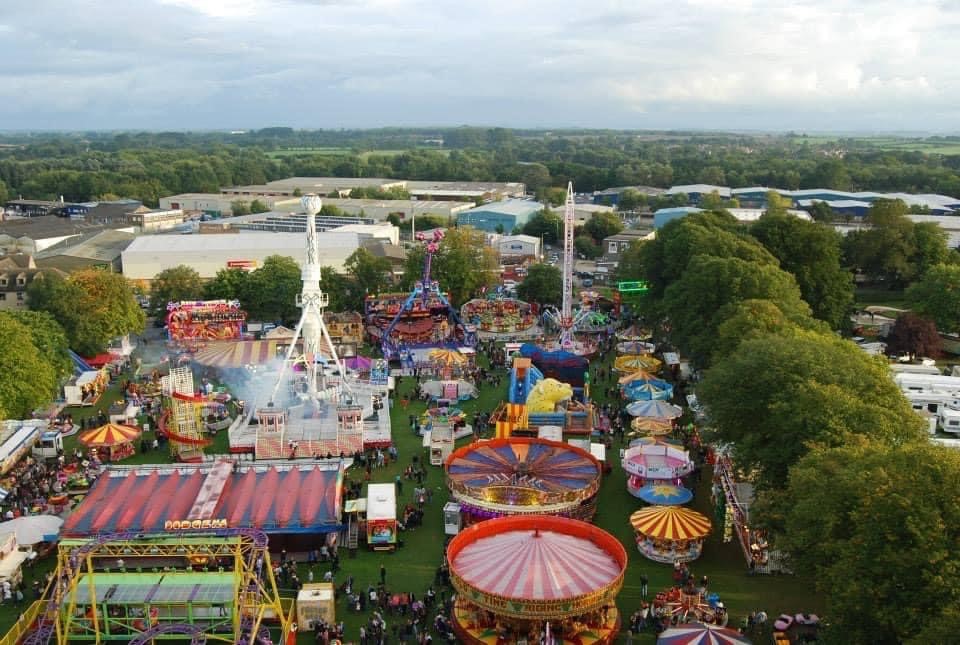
(0, 0, 957, 131)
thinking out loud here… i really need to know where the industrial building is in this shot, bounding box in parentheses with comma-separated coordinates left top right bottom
(592, 186, 666, 206)
(455, 199, 543, 232)
(121, 230, 366, 281)
(493, 234, 541, 258)
(34, 229, 136, 273)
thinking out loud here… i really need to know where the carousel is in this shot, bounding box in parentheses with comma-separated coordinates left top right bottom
(448, 515, 627, 645)
(77, 422, 141, 462)
(445, 437, 602, 522)
(629, 505, 712, 563)
(614, 354, 662, 374)
(461, 297, 538, 336)
(623, 442, 694, 494)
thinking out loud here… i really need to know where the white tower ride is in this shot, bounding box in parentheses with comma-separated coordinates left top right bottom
(270, 195, 352, 403)
(559, 181, 576, 348)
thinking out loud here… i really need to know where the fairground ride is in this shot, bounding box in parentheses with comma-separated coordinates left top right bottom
(18, 529, 290, 645)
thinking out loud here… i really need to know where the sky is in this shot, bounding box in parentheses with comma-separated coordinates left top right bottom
(0, 0, 958, 132)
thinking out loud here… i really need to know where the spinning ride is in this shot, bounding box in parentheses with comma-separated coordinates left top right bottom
(445, 437, 602, 522)
(623, 443, 694, 493)
(630, 505, 712, 563)
(365, 229, 476, 361)
(461, 297, 537, 337)
(448, 515, 626, 645)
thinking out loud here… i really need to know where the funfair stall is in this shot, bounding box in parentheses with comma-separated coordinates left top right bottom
(366, 483, 397, 551)
(166, 300, 247, 342)
(448, 515, 627, 645)
(629, 505, 712, 563)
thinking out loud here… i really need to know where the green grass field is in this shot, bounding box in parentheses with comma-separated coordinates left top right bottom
(0, 347, 820, 643)
(790, 134, 960, 155)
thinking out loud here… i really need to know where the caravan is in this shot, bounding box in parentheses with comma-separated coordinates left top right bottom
(366, 483, 397, 551)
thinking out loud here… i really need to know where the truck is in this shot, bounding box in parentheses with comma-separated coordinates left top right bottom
(366, 483, 397, 551)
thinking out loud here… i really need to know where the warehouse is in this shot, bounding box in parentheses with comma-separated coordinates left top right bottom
(456, 199, 543, 232)
(121, 230, 363, 282)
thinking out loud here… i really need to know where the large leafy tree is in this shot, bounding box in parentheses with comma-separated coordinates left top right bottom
(319, 266, 351, 312)
(516, 263, 562, 307)
(203, 267, 250, 301)
(886, 312, 941, 360)
(698, 330, 926, 489)
(714, 299, 825, 360)
(661, 255, 811, 363)
(1, 310, 72, 383)
(344, 248, 392, 298)
(29, 270, 145, 356)
(908, 263, 960, 333)
(779, 443, 960, 644)
(241, 255, 303, 323)
(407, 227, 498, 307)
(150, 265, 204, 317)
(750, 213, 853, 329)
(582, 212, 624, 244)
(0, 315, 59, 418)
(521, 209, 563, 245)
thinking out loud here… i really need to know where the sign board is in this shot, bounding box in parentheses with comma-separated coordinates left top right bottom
(227, 260, 257, 269)
(617, 281, 649, 293)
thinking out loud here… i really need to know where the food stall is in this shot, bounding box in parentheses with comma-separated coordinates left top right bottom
(0, 533, 28, 586)
(296, 583, 335, 630)
(366, 483, 397, 551)
(63, 370, 108, 407)
(0, 421, 43, 476)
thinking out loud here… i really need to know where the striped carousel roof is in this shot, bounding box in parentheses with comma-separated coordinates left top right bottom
(78, 423, 141, 447)
(446, 437, 601, 495)
(630, 505, 712, 541)
(449, 516, 626, 605)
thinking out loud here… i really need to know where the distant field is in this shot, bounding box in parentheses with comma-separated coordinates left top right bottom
(266, 147, 450, 159)
(791, 135, 960, 154)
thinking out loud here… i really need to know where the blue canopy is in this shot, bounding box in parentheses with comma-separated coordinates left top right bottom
(623, 379, 674, 401)
(633, 484, 693, 505)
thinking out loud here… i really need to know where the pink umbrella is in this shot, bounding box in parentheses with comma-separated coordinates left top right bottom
(345, 356, 373, 370)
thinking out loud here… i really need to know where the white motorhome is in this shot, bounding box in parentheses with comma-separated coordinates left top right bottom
(889, 363, 941, 376)
(895, 373, 960, 394)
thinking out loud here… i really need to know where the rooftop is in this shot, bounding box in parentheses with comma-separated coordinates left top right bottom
(0, 215, 127, 241)
(459, 199, 543, 217)
(36, 229, 136, 262)
(123, 230, 359, 254)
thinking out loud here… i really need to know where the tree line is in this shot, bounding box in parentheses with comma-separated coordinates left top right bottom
(619, 209, 960, 642)
(4, 130, 960, 208)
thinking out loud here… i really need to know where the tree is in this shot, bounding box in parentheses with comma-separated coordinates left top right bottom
(0, 179, 9, 206)
(406, 228, 498, 306)
(886, 312, 941, 360)
(516, 263, 562, 307)
(907, 263, 960, 332)
(344, 247, 392, 308)
(230, 200, 251, 216)
(911, 221, 951, 277)
(249, 199, 270, 214)
(538, 187, 568, 208)
(203, 268, 250, 301)
(574, 235, 601, 259)
(750, 214, 853, 329)
(1, 310, 72, 383)
(714, 299, 824, 359)
(516, 163, 551, 192)
(241, 255, 303, 323)
(29, 269, 144, 356)
(764, 190, 792, 216)
(806, 200, 834, 222)
(521, 209, 563, 245)
(778, 443, 960, 643)
(582, 212, 623, 244)
(150, 265, 204, 317)
(319, 266, 351, 312)
(0, 316, 57, 418)
(661, 255, 812, 363)
(698, 330, 926, 489)
(616, 189, 646, 212)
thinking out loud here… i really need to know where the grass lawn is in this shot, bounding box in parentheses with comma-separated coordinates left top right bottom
(0, 348, 821, 643)
(854, 286, 909, 311)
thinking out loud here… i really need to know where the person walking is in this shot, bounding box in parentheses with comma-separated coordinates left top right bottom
(380, 563, 387, 585)
(640, 573, 648, 599)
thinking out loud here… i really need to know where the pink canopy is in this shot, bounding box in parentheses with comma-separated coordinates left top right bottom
(452, 528, 621, 601)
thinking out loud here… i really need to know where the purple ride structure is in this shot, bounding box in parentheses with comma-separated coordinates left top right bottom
(364, 229, 477, 362)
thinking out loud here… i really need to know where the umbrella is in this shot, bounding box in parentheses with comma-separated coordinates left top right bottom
(618, 370, 656, 385)
(634, 484, 694, 505)
(0, 515, 64, 545)
(427, 349, 466, 366)
(78, 423, 142, 447)
(627, 400, 683, 419)
(631, 417, 675, 434)
(630, 505, 712, 540)
(617, 341, 656, 355)
(657, 623, 752, 645)
(615, 354, 662, 373)
(623, 379, 674, 401)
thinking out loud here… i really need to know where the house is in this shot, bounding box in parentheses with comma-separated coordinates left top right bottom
(0, 254, 65, 310)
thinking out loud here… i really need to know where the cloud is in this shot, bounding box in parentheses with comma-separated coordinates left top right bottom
(0, 0, 957, 130)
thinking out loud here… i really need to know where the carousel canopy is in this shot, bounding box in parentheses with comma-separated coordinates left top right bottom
(447, 516, 627, 619)
(630, 505, 712, 541)
(657, 623, 752, 645)
(623, 379, 674, 402)
(192, 340, 288, 368)
(617, 324, 652, 341)
(617, 341, 656, 355)
(615, 354, 662, 373)
(427, 348, 466, 366)
(629, 436, 684, 448)
(618, 369, 656, 385)
(446, 437, 601, 497)
(635, 484, 694, 506)
(630, 417, 675, 434)
(79, 423, 141, 447)
(627, 400, 683, 419)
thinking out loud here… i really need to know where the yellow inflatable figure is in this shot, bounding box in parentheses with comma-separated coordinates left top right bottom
(525, 378, 574, 413)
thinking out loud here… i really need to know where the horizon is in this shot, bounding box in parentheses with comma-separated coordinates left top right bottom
(1, 0, 958, 132)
